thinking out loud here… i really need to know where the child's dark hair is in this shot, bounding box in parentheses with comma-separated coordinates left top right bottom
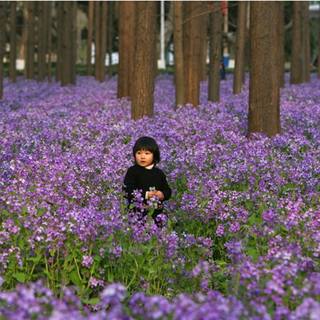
(133, 136, 160, 163)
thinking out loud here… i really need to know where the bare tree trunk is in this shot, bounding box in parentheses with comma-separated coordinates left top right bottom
(233, 1, 246, 94)
(38, 2, 48, 81)
(47, 2, 52, 82)
(118, 2, 135, 98)
(9, 1, 17, 82)
(19, 7, 28, 60)
(71, 2, 77, 84)
(26, 1, 35, 79)
(56, 2, 63, 82)
(208, 2, 222, 102)
(244, 2, 250, 83)
(94, 2, 101, 81)
(200, 7, 208, 81)
(108, 1, 113, 77)
(248, 2, 280, 137)
(0, 1, 5, 99)
(302, 2, 310, 82)
(87, 1, 94, 76)
(61, 1, 76, 86)
(100, 1, 107, 81)
(184, 2, 202, 106)
(290, 2, 302, 84)
(173, 1, 184, 107)
(277, 2, 285, 87)
(131, 1, 157, 120)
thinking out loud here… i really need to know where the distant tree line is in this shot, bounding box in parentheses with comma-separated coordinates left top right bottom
(0, 1, 319, 137)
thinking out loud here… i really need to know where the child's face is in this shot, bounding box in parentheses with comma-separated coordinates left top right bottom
(135, 149, 154, 167)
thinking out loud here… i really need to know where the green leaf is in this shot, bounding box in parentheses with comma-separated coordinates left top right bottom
(82, 297, 100, 305)
(13, 272, 26, 283)
(69, 270, 82, 288)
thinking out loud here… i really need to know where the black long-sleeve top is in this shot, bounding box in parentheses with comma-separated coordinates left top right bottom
(123, 164, 172, 207)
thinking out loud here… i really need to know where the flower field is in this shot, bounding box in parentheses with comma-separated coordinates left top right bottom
(0, 75, 320, 319)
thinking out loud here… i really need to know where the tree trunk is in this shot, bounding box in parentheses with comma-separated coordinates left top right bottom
(131, 1, 157, 120)
(208, 2, 222, 102)
(38, 2, 48, 81)
(302, 2, 310, 82)
(0, 1, 5, 99)
(290, 2, 302, 84)
(61, 1, 76, 86)
(100, 1, 107, 81)
(184, 2, 202, 106)
(277, 2, 285, 87)
(118, 2, 135, 98)
(87, 0, 94, 76)
(233, 1, 246, 94)
(200, 6, 208, 81)
(173, 1, 184, 107)
(9, 1, 17, 82)
(248, 2, 280, 137)
(71, 2, 77, 84)
(47, 2, 52, 82)
(94, 2, 101, 81)
(108, 2, 113, 77)
(244, 2, 250, 83)
(56, 2, 63, 82)
(25, 1, 35, 79)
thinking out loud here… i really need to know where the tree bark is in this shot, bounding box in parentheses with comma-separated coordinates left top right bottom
(9, 1, 17, 82)
(118, 2, 135, 98)
(184, 2, 202, 106)
(0, 1, 5, 99)
(47, 2, 52, 82)
(25, 1, 35, 79)
(200, 5, 208, 81)
(38, 2, 48, 81)
(173, 1, 184, 107)
(277, 2, 285, 87)
(131, 1, 157, 120)
(248, 2, 280, 137)
(61, 1, 76, 86)
(302, 2, 310, 82)
(208, 2, 222, 102)
(233, 1, 246, 94)
(108, 1, 113, 77)
(56, 2, 63, 82)
(290, 2, 302, 84)
(87, 0, 94, 76)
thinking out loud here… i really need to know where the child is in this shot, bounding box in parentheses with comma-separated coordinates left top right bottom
(123, 136, 172, 223)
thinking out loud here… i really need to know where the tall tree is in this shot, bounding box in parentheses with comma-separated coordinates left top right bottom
(94, 1, 107, 82)
(38, 2, 49, 81)
(277, 2, 285, 87)
(200, 8, 208, 81)
(108, 1, 113, 77)
(118, 2, 136, 98)
(184, 2, 202, 106)
(87, 0, 94, 75)
(291, 2, 303, 84)
(131, 2, 157, 120)
(56, 2, 63, 82)
(208, 2, 222, 102)
(248, 2, 280, 137)
(9, 1, 17, 82)
(47, 2, 52, 82)
(0, 1, 5, 99)
(302, 2, 310, 82)
(61, 1, 76, 85)
(233, 1, 246, 94)
(25, 1, 35, 79)
(173, 1, 184, 107)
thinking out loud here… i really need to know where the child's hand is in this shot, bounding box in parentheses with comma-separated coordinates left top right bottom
(154, 190, 164, 200)
(147, 190, 164, 200)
